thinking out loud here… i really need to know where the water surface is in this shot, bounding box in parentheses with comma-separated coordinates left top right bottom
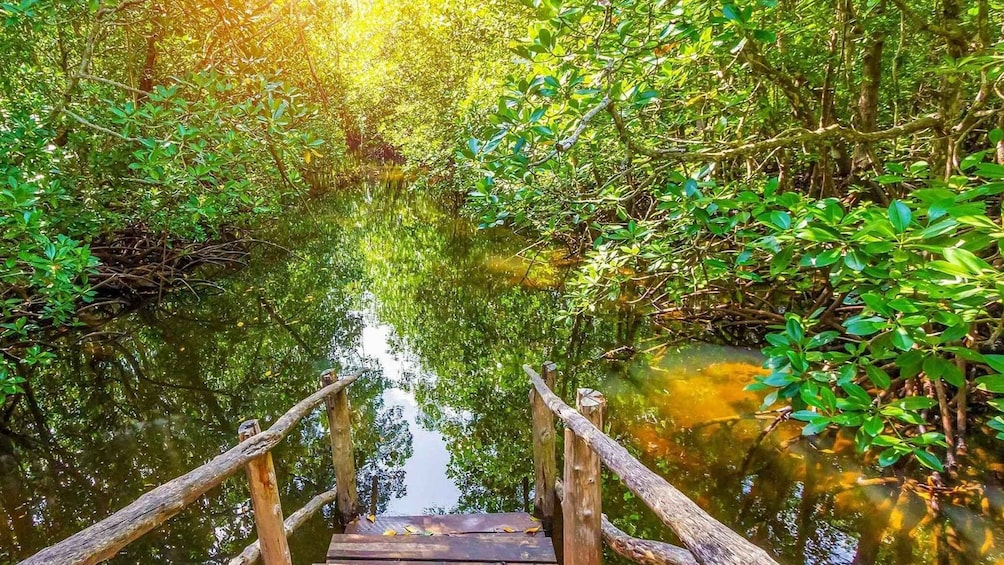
(1, 179, 1001, 564)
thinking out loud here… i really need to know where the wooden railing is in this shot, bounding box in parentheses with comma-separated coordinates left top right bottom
(525, 362, 779, 565)
(20, 369, 363, 565)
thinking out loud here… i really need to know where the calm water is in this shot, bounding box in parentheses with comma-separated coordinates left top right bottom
(1, 178, 1001, 564)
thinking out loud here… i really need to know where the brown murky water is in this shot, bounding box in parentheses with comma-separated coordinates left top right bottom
(1, 178, 1001, 564)
(602, 344, 1004, 564)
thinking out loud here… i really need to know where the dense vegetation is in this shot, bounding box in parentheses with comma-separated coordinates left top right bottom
(3, 0, 1004, 485)
(463, 0, 1004, 474)
(0, 0, 341, 391)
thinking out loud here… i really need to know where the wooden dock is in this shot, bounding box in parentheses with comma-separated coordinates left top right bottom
(324, 513, 556, 564)
(20, 363, 779, 565)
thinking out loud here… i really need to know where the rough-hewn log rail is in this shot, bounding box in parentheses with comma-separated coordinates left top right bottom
(19, 370, 362, 565)
(524, 364, 778, 565)
(227, 488, 338, 565)
(555, 479, 698, 565)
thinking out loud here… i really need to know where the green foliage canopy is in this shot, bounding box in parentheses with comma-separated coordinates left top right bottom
(465, 0, 1004, 472)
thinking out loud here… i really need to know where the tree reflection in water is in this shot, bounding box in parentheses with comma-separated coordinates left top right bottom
(1, 179, 1001, 564)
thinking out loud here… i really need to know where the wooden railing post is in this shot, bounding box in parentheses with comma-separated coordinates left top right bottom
(321, 369, 358, 524)
(238, 420, 291, 565)
(563, 388, 605, 565)
(530, 361, 558, 532)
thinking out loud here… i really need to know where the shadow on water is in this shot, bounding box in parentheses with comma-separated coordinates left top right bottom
(0, 173, 1002, 564)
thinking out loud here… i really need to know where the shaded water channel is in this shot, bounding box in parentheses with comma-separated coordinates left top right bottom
(1, 177, 1002, 564)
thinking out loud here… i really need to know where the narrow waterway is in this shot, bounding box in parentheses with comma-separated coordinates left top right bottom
(1, 177, 1001, 564)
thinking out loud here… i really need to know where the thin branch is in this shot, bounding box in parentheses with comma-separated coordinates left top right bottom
(889, 0, 968, 46)
(556, 96, 611, 152)
(226, 488, 338, 565)
(609, 103, 945, 163)
(76, 73, 151, 96)
(63, 109, 139, 142)
(530, 96, 612, 166)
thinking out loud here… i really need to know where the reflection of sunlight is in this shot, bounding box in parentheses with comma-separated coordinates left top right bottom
(357, 305, 461, 514)
(633, 348, 768, 428)
(612, 343, 1004, 563)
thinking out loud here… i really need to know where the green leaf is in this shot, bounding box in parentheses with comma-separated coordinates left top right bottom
(865, 364, 891, 388)
(922, 355, 964, 387)
(786, 317, 804, 343)
(975, 374, 1004, 393)
(722, 4, 742, 22)
(791, 409, 821, 421)
(844, 316, 886, 336)
(841, 382, 872, 407)
(770, 246, 794, 276)
(982, 354, 1004, 374)
(769, 211, 791, 230)
(913, 449, 944, 472)
(888, 200, 912, 233)
(801, 417, 830, 435)
(878, 448, 902, 467)
(843, 250, 866, 271)
(943, 247, 991, 275)
(891, 327, 914, 351)
(895, 396, 936, 410)
(752, 29, 776, 43)
(862, 416, 884, 437)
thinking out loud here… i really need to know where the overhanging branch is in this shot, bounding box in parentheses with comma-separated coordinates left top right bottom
(605, 100, 946, 163)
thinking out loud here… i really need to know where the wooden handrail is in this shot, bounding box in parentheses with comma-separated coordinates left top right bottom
(20, 370, 362, 565)
(227, 488, 339, 565)
(524, 364, 778, 565)
(555, 479, 697, 565)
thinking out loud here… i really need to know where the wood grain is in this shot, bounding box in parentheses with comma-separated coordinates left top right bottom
(322, 369, 359, 525)
(327, 533, 556, 562)
(556, 479, 698, 565)
(524, 364, 778, 565)
(562, 388, 604, 565)
(20, 370, 362, 565)
(238, 420, 291, 565)
(530, 362, 558, 532)
(229, 488, 338, 565)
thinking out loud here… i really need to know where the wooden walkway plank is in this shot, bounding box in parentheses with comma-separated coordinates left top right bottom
(326, 562, 548, 565)
(327, 533, 554, 562)
(344, 513, 540, 536)
(324, 562, 543, 565)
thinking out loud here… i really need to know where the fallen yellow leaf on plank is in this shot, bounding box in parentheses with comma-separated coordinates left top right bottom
(501, 526, 515, 533)
(404, 526, 420, 534)
(525, 526, 541, 534)
(382, 529, 396, 536)
(367, 514, 376, 522)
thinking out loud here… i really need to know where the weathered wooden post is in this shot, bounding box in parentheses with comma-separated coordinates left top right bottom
(238, 420, 292, 565)
(563, 389, 605, 565)
(530, 361, 558, 532)
(321, 369, 358, 525)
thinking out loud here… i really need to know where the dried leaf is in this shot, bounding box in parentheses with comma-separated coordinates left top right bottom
(304, 151, 312, 164)
(525, 526, 541, 535)
(367, 514, 376, 523)
(529, 516, 540, 522)
(382, 529, 396, 536)
(404, 526, 420, 534)
(501, 526, 515, 533)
